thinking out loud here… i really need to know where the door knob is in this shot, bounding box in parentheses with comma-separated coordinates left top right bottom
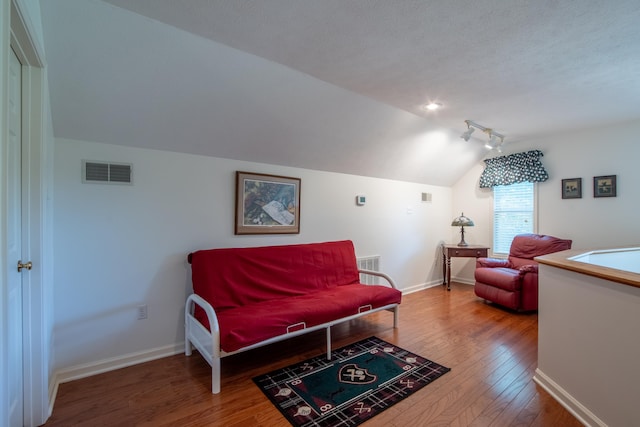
(17, 260, 32, 272)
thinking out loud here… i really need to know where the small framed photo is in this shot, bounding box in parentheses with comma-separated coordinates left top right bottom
(562, 178, 582, 199)
(593, 175, 617, 198)
(235, 171, 301, 235)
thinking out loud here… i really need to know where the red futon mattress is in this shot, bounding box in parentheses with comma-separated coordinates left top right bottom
(189, 240, 401, 352)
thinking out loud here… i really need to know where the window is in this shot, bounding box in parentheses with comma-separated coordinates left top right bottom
(493, 181, 535, 254)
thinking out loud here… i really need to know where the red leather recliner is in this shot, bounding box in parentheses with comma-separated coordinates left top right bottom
(474, 234, 572, 311)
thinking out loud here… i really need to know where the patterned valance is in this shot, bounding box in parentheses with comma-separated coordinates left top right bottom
(479, 150, 548, 188)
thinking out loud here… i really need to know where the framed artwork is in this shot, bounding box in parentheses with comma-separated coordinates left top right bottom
(235, 171, 301, 235)
(561, 178, 582, 199)
(593, 175, 617, 198)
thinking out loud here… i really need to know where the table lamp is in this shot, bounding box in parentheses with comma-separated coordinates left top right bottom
(451, 212, 474, 247)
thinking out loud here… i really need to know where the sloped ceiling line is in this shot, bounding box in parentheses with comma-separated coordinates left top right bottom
(40, 0, 640, 185)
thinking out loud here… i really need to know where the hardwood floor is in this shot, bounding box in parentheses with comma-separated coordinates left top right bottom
(45, 284, 582, 426)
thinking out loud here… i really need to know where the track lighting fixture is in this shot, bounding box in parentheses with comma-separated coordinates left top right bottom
(462, 120, 506, 151)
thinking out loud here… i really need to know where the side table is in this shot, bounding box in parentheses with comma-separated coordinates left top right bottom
(442, 244, 489, 290)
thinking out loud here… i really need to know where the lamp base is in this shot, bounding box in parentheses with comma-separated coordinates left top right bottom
(457, 226, 468, 246)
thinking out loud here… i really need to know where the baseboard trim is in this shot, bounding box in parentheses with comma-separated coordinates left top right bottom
(402, 278, 474, 295)
(451, 276, 474, 285)
(53, 342, 184, 385)
(48, 375, 58, 418)
(402, 280, 443, 295)
(533, 368, 606, 427)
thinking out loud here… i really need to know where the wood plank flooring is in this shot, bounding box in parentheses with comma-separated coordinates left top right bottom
(45, 283, 582, 426)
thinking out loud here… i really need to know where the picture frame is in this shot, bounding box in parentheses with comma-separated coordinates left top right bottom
(593, 175, 617, 198)
(235, 171, 301, 235)
(561, 178, 582, 199)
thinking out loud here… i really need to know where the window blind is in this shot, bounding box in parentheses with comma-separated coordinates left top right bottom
(493, 182, 534, 254)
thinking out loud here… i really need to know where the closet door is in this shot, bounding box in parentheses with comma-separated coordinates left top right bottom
(7, 46, 24, 427)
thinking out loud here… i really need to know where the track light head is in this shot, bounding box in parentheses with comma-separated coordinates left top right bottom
(488, 134, 498, 147)
(485, 134, 505, 151)
(460, 126, 475, 141)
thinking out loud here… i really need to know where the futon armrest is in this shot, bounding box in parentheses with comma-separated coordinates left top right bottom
(358, 269, 398, 289)
(476, 257, 510, 268)
(186, 293, 220, 333)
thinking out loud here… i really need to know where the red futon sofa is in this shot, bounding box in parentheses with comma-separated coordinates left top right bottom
(185, 240, 401, 393)
(474, 234, 572, 311)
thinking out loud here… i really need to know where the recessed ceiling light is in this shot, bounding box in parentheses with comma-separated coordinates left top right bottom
(425, 102, 442, 111)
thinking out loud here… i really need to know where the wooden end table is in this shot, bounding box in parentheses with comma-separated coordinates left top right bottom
(442, 244, 489, 290)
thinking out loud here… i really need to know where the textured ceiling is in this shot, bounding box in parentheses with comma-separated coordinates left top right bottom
(40, 0, 640, 185)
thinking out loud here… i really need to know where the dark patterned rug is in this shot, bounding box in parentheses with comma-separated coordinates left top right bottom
(253, 336, 450, 426)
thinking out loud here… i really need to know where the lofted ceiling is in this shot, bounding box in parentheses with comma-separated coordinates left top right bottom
(40, 0, 640, 186)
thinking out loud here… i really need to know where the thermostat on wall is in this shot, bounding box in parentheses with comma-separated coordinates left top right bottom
(356, 195, 366, 206)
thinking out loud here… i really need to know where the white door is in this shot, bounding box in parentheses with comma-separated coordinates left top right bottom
(8, 46, 24, 427)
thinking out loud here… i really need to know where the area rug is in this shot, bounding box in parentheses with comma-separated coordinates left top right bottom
(253, 336, 450, 427)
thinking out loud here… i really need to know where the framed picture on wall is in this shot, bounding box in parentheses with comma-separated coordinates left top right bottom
(235, 171, 301, 234)
(593, 175, 617, 198)
(562, 178, 582, 199)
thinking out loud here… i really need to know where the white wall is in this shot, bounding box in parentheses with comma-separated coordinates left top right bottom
(450, 162, 491, 282)
(451, 119, 640, 282)
(53, 138, 452, 374)
(533, 121, 640, 245)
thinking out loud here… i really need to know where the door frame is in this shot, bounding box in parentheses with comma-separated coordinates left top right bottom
(2, 0, 51, 425)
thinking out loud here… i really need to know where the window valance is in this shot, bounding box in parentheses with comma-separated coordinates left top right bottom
(479, 150, 548, 188)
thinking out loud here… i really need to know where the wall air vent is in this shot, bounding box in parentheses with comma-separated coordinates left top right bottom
(83, 161, 133, 184)
(357, 256, 381, 285)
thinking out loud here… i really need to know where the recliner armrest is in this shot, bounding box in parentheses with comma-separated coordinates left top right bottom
(518, 264, 538, 275)
(476, 257, 510, 268)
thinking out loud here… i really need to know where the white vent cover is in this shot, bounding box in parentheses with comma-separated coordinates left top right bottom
(83, 161, 132, 184)
(357, 255, 380, 285)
